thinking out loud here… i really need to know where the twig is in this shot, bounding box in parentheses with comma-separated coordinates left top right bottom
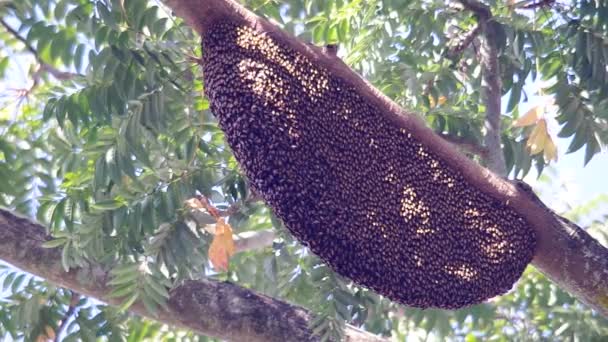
(54, 291, 81, 342)
(446, 24, 482, 58)
(514, 0, 556, 10)
(0, 18, 37, 56)
(0, 18, 80, 95)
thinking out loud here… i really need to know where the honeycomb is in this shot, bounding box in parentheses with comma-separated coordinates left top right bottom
(201, 22, 536, 309)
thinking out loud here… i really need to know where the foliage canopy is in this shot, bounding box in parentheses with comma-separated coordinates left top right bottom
(0, 0, 607, 341)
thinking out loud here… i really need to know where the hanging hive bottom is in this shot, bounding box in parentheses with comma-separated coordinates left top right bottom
(201, 21, 536, 309)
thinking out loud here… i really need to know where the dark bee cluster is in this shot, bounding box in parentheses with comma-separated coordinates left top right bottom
(202, 22, 536, 309)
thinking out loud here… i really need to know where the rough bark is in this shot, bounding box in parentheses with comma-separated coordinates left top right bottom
(0, 209, 384, 342)
(162, 0, 608, 317)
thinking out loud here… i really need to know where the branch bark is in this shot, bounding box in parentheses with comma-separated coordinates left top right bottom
(0, 209, 384, 342)
(161, 0, 608, 317)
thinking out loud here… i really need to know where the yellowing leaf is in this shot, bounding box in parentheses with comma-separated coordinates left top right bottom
(526, 119, 547, 155)
(543, 134, 558, 162)
(44, 326, 56, 340)
(208, 219, 235, 271)
(428, 95, 446, 108)
(526, 119, 554, 157)
(36, 328, 55, 342)
(513, 105, 543, 127)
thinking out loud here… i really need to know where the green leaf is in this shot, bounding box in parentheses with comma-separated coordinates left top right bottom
(108, 269, 140, 286)
(91, 199, 125, 211)
(118, 292, 139, 312)
(11, 274, 26, 293)
(584, 133, 601, 165)
(144, 275, 169, 300)
(2, 272, 15, 291)
(42, 238, 68, 249)
(141, 291, 159, 316)
(95, 26, 109, 50)
(108, 282, 138, 299)
(567, 123, 588, 153)
(61, 241, 71, 272)
(110, 263, 140, 276)
(0, 57, 9, 77)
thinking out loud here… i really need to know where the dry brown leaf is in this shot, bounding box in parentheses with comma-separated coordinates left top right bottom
(513, 105, 543, 127)
(185, 196, 221, 218)
(184, 197, 205, 209)
(208, 218, 235, 271)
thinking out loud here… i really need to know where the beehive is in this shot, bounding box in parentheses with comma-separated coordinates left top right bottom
(201, 21, 536, 309)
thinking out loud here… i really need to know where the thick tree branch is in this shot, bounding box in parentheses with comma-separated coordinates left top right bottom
(0, 209, 385, 342)
(457, 0, 507, 175)
(161, 0, 608, 317)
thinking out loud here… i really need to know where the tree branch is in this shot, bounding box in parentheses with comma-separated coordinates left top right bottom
(160, 0, 608, 317)
(0, 209, 385, 342)
(457, 0, 507, 175)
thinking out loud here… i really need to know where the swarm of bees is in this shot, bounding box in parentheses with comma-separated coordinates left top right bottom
(201, 22, 536, 309)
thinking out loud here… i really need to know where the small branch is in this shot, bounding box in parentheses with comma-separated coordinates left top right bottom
(0, 18, 37, 55)
(0, 18, 79, 95)
(439, 132, 488, 157)
(514, 0, 556, 10)
(446, 24, 481, 58)
(457, 0, 507, 175)
(457, 0, 492, 16)
(54, 292, 81, 342)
